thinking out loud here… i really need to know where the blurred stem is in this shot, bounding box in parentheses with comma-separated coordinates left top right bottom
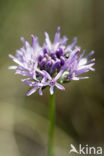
(48, 94, 55, 156)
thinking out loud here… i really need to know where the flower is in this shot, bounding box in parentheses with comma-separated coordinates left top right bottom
(9, 27, 95, 96)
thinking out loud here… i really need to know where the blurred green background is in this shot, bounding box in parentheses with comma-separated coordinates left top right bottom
(0, 0, 104, 155)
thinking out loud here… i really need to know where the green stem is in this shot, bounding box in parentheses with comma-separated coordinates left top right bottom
(48, 94, 55, 156)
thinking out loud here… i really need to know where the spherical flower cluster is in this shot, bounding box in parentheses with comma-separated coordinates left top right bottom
(9, 27, 95, 96)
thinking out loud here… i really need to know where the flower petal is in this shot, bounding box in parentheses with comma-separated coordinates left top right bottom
(9, 54, 25, 68)
(44, 32, 51, 50)
(87, 51, 94, 58)
(26, 87, 38, 96)
(65, 37, 77, 51)
(42, 70, 52, 80)
(54, 26, 60, 43)
(54, 70, 63, 81)
(78, 58, 87, 66)
(50, 86, 54, 95)
(39, 87, 43, 95)
(72, 76, 89, 80)
(31, 35, 40, 50)
(55, 83, 65, 90)
(8, 66, 17, 69)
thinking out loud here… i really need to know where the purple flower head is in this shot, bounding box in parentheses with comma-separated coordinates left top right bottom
(9, 27, 95, 96)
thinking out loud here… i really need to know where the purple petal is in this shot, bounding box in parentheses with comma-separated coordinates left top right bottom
(61, 36, 68, 45)
(36, 70, 44, 78)
(78, 50, 85, 62)
(87, 51, 94, 58)
(15, 70, 31, 77)
(21, 37, 30, 48)
(20, 37, 25, 44)
(41, 77, 47, 84)
(55, 83, 65, 90)
(43, 82, 49, 86)
(89, 67, 95, 71)
(39, 87, 43, 95)
(87, 58, 95, 64)
(70, 37, 77, 48)
(44, 32, 51, 50)
(26, 87, 38, 96)
(21, 79, 35, 86)
(76, 69, 89, 76)
(9, 54, 24, 67)
(66, 37, 77, 51)
(16, 50, 23, 55)
(42, 70, 52, 80)
(54, 70, 63, 81)
(54, 27, 60, 43)
(31, 35, 40, 50)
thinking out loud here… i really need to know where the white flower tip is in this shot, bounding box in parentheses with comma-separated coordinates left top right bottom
(44, 32, 47, 36)
(9, 54, 13, 58)
(90, 68, 95, 71)
(75, 46, 81, 53)
(8, 66, 17, 70)
(21, 79, 24, 82)
(50, 92, 54, 95)
(84, 77, 89, 79)
(31, 34, 34, 38)
(31, 34, 35, 42)
(50, 86, 54, 95)
(21, 37, 25, 43)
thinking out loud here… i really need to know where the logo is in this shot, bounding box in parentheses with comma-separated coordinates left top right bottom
(69, 144, 102, 155)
